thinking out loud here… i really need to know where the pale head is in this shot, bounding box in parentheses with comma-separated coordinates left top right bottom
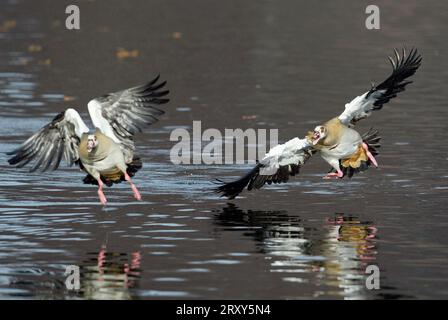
(312, 125, 327, 145)
(87, 134, 98, 153)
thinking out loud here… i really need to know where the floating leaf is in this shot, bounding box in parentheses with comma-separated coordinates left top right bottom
(38, 58, 51, 66)
(28, 44, 42, 52)
(0, 20, 16, 32)
(116, 47, 139, 60)
(172, 32, 182, 39)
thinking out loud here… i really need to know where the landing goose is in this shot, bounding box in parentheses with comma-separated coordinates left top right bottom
(215, 48, 422, 199)
(7, 75, 169, 205)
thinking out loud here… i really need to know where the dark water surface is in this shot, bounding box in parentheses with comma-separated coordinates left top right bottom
(0, 0, 447, 299)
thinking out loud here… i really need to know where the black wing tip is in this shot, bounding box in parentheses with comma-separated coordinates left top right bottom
(152, 74, 160, 82)
(6, 149, 16, 156)
(7, 159, 55, 172)
(388, 46, 422, 72)
(213, 182, 238, 200)
(213, 164, 262, 199)
(212, 178, 225, 185)
(212, 179, 237, 199)
(51, 110, 66, 123)
(148, 74, 166, 87)
(135, 79, 169, 105)
(131, 74, 167, 93)
(367, 47, 422, 103)
(153, 98, 169, 105)
(212, 179, 233, 197)
(7, 150, 26, 165)
(143, 74, 161, 87)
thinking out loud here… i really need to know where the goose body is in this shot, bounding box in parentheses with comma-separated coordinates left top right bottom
(79, 130, 127, 179)
(315, 118, 363, 172)
(8, 75, 169, 205)
(215, 48, 421, 199)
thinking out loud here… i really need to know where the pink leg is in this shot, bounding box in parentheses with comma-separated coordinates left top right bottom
(323, 169, 344, 179)
(124, 173, 142, 201)
(131, 252, 141, 270)
(362, 143, 378, 167)
(97, 247, 106, 274)
(97, 179, 108, 206)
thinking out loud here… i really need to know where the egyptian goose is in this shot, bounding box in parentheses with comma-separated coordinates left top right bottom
(215, 48, 422, 199)
(7, 75, 169, 205)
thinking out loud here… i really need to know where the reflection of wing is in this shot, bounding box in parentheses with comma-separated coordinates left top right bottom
(87, 75, 169, 162)
(338, 48, 422, 126)
(214, 137, 314, 199)
(7, 109, 89, 172)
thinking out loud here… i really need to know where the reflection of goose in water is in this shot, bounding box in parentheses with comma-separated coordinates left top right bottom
(78, 245, 141, 300)
(214, 204, 379, 299)
(316, 214, 378, 299)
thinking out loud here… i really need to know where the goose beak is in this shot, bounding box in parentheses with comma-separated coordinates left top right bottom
(312, 132, 320, 145)
(87, 140, 95, 153)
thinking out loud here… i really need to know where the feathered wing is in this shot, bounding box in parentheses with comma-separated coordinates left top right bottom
(338, 48, 422, 126)
(7, 108, 89, 172)
(214, 137, 314, 199)
(87, 75, 169, 163)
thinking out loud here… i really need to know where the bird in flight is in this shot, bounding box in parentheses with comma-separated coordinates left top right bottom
(215, 48, 422, 199)
(7, 75, 169, 206)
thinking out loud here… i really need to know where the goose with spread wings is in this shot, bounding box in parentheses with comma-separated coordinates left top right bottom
(215, 48, 422, 199)
(7, 75, 169, 206)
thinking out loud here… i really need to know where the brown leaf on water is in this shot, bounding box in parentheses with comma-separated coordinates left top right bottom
(116, 47, 139, 60)
(38, 58, 51, 66)
(64, 95, 75, 102)
(0, 20, 16, 32)
(172, 32, 182, 39)
(28, 44, 42, 52)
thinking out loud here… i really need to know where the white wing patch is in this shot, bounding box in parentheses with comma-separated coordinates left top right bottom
(338, 90, 385, 125)
(64, 108, 89, 137)
(260, 137, 312, 175)
(87, 100, 121, 143)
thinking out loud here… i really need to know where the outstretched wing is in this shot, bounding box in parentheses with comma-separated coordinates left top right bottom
(7, 108, 89, 172)
(214, 137, 314, 199)
(87, 75, 169, 163)
(338, 48, 422, 126)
